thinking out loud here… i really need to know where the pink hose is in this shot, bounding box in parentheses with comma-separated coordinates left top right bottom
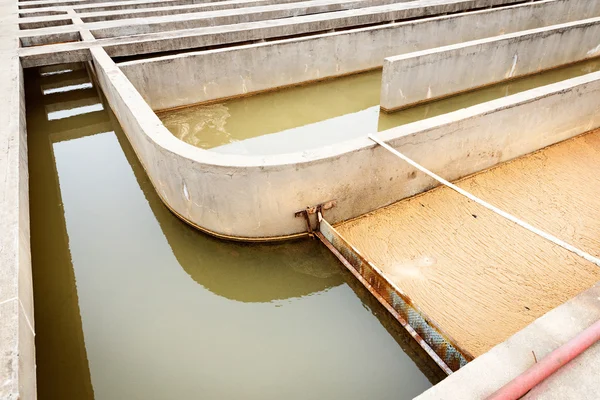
(486, 319, 600, 400)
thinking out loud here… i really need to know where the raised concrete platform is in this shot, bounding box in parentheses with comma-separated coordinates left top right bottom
(334, 129, 600, 359)
(381, 15, 600, 111)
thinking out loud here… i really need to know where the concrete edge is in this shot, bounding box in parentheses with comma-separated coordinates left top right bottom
(0, 2, 37, 395)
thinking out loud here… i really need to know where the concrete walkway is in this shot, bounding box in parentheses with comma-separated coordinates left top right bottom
(0, 0, 36, 397)
(416, 282, 600, 399)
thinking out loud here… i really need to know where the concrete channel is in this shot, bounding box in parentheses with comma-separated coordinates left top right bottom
(3, 0, 600, 397)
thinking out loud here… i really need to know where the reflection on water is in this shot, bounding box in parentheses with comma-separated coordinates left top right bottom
(27, 65, 436, 400)
(159, 57, 600, 155)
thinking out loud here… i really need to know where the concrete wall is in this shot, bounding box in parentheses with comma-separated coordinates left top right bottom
(0, 0, 36, 397)
(381, 17, 600, 111)
(95, 45, 600, 240)
(119, 0, 600, 110)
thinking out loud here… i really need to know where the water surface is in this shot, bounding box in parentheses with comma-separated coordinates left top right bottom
(158, 57, 600, 155)
(27, 65, 437, 400)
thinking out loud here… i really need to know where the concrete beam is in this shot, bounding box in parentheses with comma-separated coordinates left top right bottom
(18, 0, 307, 14)
(17, 0, 310, 25)
(381, 16, 600, 111)
(119, 0, 600, 110)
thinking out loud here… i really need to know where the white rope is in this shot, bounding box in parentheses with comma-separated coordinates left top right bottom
(368, 134, 600, 268)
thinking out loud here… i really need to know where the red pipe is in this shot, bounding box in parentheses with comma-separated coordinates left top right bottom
(486, 319, 600, 400)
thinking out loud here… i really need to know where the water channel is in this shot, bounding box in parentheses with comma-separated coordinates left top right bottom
(26, 64, 439, 400)
(158, 57, 600, 155)
(28, 56, 600, 399)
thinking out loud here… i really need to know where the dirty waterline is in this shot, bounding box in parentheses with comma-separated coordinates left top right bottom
(26, 64, 439, 400)
(158, 57, 600, 155)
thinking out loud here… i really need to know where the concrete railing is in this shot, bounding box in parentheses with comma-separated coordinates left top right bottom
(94, 45, 600, 240)
(119, 0, 600, 111)
(381, 17, 600, 111)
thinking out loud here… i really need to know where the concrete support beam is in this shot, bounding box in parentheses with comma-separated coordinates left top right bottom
(381, 16, 600, 111)
(18, 0, 304, 14)
(18, 0, 312, 25)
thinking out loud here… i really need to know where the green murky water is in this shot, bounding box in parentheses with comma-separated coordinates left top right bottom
(27, 65, 439, 400)
(158, 57, 600, 155)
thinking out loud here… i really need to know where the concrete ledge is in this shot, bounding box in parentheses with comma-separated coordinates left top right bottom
(415, 281, 600, 400)
(0, 0, 36, 395)
(119, 0, 600, 110)
(96, 42, 600, 239)
(381, 16, 600, 111)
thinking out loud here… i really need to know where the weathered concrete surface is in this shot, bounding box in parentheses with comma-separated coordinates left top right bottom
(18, 0, 339, 26)
(96, 41, 600, 239)
(415, 281, 600, 400)
(381, 16, 600, 111)
(0, 0, 36, 398)
(120, 0, 600, 110)
(21, 0, 540, 50)
(24, 0, 583, 67)
(19, 0, 297, 14)
(19, 0, 418, 43)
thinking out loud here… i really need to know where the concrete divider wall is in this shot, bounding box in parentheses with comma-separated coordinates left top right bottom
(381, 17, 600, 111)
(119, 0, 600, 110)
(96, 45, 600, 240)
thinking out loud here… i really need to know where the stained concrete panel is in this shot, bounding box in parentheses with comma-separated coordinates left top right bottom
(381, 16, 600, 111)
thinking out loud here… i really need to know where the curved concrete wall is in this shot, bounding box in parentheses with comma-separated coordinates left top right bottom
(381, 16, 600, 111)
(94, 46, 600, 240)
(120, 0, 600, 110)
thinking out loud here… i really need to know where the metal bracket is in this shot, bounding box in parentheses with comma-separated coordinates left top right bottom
(294, 200, 337, 236)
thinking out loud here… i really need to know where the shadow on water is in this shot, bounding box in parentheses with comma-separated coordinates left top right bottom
(27, 63, 440, 400)
(26, 64, 97, 400)
(112, 115, 345, 303)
